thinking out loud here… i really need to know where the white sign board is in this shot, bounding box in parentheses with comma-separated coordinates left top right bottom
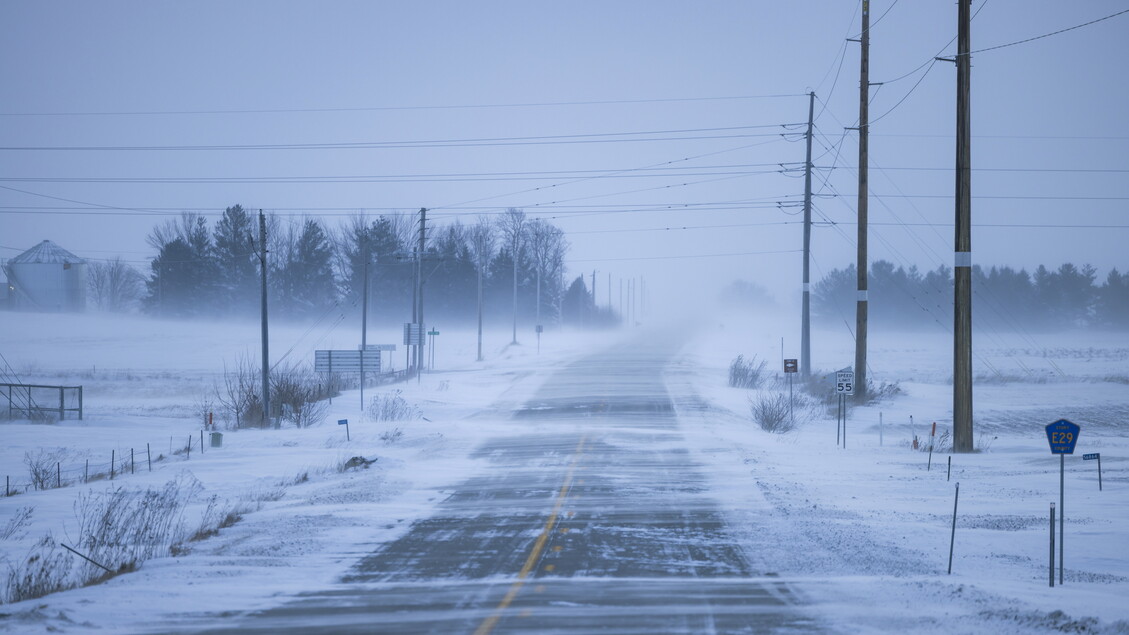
(835, 370, 855, 395)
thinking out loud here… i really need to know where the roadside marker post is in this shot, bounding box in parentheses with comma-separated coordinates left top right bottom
(1049, 503, 1056, 587)
(927, 422, 937, 471)
(1083, 453, 1102, 491)
(339, 418, 350, 442)
(1045, 418, 1080, 586)
(948, 482, 959, 574)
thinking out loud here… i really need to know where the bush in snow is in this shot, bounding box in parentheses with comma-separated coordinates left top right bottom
(367, 390, 421, 422)
(270, 362, 332, 428)
(729, 355, 768, 389)
(750, 392, 795, 433)
(3, 476, 199, 604)
(214, 356, 333, 428)
(23, 449, 68, 490)
(750, 391, 817, 434)
(1, 506, 33, 541)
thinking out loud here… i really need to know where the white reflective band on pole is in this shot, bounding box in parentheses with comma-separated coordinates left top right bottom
(955, 251, 972, 268)
(857, 290, 868, 301)
(803, 283, 810, 292)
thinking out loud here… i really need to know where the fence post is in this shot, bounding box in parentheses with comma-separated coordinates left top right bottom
(186, 435, 191, 459)
(131, 448, 135, 474)
(78, 385, 83, 420)
(147, 443, 152, 472)
(111, 449, 116, 479)
(57, 462, 61, 488)
(6, 475, 9, 496)
(200, 429, 204, 454)
(85, 459, 89, 483)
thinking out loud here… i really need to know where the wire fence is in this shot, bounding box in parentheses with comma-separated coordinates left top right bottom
(4, 429, 218, 497)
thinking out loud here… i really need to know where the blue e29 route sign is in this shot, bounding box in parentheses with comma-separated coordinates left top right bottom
(1045, 419, 1080, 454)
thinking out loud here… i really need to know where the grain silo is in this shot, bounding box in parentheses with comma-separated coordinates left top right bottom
(2, 240, 87, 312)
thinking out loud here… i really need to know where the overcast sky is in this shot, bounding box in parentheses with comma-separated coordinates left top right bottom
(2, 1, 1127, 310)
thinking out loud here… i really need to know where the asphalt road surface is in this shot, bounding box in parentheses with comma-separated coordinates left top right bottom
(201, 338, 816, 634)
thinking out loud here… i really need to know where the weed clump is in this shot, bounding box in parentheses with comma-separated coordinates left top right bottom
(729, 355, 768, 389)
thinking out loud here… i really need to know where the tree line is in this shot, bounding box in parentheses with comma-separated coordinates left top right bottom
(91, 205, 610, 327)
(812, 260, 1129, 330)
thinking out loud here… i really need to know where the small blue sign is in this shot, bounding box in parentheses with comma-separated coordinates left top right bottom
(1083, 453, 1099, 461)
(338, 419, 348, 426)
(1045, 419, 1080, 455)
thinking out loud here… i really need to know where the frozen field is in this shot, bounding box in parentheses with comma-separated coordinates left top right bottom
(1, 310, 1127, 633)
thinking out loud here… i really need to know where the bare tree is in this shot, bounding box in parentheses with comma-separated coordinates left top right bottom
(87, 257, 144, 312)
(526, 220, 567, 328)
(495, 208, 527, 344)
(467, 217, 497, 361)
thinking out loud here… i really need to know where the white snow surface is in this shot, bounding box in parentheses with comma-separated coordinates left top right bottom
(0, 310, 1127, 634)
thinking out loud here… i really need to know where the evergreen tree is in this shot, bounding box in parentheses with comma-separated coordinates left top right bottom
(1095, 268, 1129, 329)
(212, 204, 258, 315)
(276, 219, 336, 318)
(143, 212, 218, 316)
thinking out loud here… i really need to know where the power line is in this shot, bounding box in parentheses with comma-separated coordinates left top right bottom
(0, 124, 799, 152)
(0, 93, 807, 118)
(968, 8, 1129, 55)
(569, 248, 801, 263)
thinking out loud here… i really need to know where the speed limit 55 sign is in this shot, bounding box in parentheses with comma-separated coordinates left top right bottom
(835, 370, 855, 395)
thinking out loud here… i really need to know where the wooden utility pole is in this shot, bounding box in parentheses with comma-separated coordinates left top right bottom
(417, 208, 427, 373)
(257, 210, 271, 428)
(591, 270, 597, 317)
(953, 0, 974, 452)
(801, 91, 815, 380)
(854, 0, 871, 401)
(361, 242, 369, 408)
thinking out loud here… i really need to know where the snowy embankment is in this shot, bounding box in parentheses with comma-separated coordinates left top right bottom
(672, 316, 1129, 634)
(1, 310, 1127, 634)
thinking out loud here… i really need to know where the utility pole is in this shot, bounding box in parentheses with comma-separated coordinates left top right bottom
(361, 242, 369, 409)
(853, 0, 871, 401)
(476, 261, 484, 362)
(953, 0, 974, 452)
(416, 208, 427, 373)
(591, 270, 597, 317)
(801, 91, 815, 380)
(256, 210, 271, 428)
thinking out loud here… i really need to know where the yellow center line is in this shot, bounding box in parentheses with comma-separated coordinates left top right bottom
(473, 434, 587, 635)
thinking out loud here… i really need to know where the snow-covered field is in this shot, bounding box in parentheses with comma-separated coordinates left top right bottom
(1, 310, 1127, 634)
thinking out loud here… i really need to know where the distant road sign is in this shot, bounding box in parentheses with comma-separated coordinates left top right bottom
(835, 370, 854, 395)
(403, 323, 424, 346)
(337, 419, 348, 426)
(1083, 453, 1099, 461)
(362, 344, 397, 352)
(314, 350, 381, 374)
(784, 359, 798, 374)
(1045, 419, 1080, 454)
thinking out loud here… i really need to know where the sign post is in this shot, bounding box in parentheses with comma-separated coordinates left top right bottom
(784, 359, 798, 424)
(835, 369, 854, 448)
(428, 329, 439, 371)
(338, 418, 350, 442)
(1083, 453, 1102, 491)
(1045, 418, 1080, 586)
